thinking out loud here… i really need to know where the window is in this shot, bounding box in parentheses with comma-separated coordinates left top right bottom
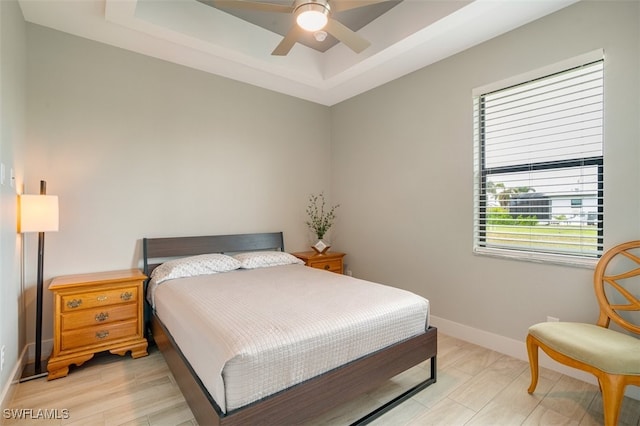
(473, 57, 604, 264)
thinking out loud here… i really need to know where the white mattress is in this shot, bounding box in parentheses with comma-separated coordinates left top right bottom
(152, 264, 429, 413)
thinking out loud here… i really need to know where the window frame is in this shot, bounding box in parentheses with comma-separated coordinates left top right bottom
(473, 51, 604, 267)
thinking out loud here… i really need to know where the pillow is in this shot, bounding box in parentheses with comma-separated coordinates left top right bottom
(150, 253, 241, 284)
(233, 251, 304, 269)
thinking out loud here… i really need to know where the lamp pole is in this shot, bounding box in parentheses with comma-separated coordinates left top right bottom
(34, 180, 46, 375)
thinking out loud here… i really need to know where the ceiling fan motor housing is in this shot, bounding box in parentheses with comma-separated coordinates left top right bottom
(294, 0, 331, 14)
(295, 0, 331, 32)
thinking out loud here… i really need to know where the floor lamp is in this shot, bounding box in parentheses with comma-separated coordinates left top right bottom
(19, 180, 59, 380)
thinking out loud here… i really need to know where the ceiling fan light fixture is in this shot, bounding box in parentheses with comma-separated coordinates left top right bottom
(296, 3, 328, 32)
(314, 30, 328, 42)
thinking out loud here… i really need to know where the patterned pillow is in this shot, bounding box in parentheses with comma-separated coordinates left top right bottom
(150, 253, 241, 284)
(234, 251, 304, 269)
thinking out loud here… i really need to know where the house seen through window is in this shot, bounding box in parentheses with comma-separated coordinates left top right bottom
(473, 57, 604, 263)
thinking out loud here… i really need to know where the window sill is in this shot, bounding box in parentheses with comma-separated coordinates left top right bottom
(473, 246, 599, 269)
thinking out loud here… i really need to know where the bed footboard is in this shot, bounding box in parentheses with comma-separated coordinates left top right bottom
(151, 313, 437, 426)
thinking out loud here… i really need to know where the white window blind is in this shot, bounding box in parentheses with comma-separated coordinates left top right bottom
(473, 59, 604, 262)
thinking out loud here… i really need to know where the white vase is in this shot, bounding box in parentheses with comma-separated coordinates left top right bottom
(312, 238, 330, 254)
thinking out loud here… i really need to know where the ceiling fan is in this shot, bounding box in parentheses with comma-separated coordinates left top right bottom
(213, 0, 386, 56)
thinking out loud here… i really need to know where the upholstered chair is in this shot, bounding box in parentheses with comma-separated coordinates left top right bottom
(526, 240, 640, 426)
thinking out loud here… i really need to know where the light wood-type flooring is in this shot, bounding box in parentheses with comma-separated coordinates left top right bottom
(4, 333, 640, 425)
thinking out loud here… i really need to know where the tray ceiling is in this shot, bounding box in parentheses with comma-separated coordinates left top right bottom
(18, 0, 579, 106)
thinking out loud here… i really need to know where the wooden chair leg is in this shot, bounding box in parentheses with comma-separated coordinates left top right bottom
(526, 334, 539, 394)
(599, 374, 626, 426)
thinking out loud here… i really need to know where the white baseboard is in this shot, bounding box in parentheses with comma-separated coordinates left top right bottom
(430, 315, 640, 401)
(0, 354, 22, 413)
(22, 339, 53, 366)
(0, 339, 54, 411)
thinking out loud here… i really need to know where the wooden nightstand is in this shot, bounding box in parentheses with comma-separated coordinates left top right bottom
(293, 251, 346, 274)
(47, 269, 149, 380)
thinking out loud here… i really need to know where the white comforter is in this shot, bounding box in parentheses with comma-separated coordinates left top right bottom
(151, 264, 429, 413)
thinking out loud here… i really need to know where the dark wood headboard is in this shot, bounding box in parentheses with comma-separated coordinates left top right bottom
(142, 232, 285, 276)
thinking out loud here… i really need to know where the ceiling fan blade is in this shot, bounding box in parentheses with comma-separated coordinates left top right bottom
(324, 18, 370, 53)
(213, 0, 294, 13)
(272, 25, 304, 56)
(329, 0, 387, 13)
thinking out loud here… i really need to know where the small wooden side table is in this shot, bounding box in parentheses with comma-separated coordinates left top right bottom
(47, 269, 148, 380)
(293, 251, 346, 274)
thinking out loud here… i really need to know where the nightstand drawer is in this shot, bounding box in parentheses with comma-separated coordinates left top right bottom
(60, 319, 139, 351)
(293, 251, 346, 275)
(61, 286, 138, 312)
(309, 258, 343, 273)
(61, 304, 138, 331)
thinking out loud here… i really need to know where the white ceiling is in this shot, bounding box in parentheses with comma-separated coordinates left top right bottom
(18, 0, 579, 106)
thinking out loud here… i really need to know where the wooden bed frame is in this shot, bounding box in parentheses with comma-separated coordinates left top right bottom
(142, 232, 437, 425)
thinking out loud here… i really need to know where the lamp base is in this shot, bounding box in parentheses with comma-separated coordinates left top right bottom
(19, 359, 48, 382)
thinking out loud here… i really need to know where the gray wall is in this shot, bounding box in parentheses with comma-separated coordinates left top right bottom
(0, 0, 27, 400)
(23, 24, 332, 355)
(331, 1, 640, 345)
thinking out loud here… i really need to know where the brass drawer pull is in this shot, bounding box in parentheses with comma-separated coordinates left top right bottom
(66, 299, 82, 309)
(96, 331, 109, 339)
(120, 292, 133, 301)
(324, 264, 330, 270)
(95, 312, 109, 322)
(96, 295, 108, 302)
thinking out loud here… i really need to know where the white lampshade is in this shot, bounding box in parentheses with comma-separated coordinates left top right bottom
(19, 194, 59, 233)
(296, 4, 328, 32)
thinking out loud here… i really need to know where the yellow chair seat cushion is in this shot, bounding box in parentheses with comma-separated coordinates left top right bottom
(529, 322, 640, 375)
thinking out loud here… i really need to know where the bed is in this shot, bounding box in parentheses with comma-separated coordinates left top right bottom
(142, 232, 437, 425)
